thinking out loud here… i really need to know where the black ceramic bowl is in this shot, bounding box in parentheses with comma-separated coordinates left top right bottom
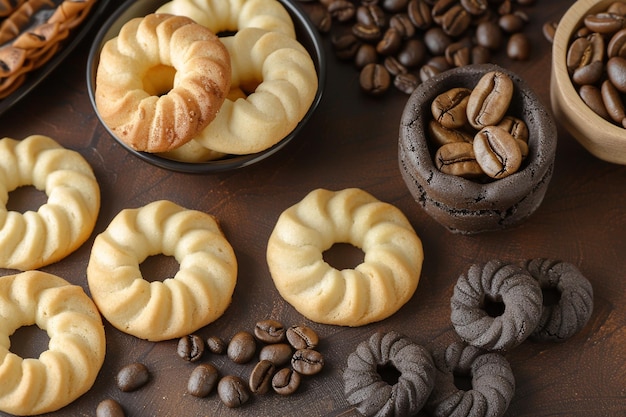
(399, 64, 557, 234)
(86, 0, 325, 173)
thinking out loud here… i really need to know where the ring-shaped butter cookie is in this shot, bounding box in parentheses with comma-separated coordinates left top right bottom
(94, 13, 232, 153)
(0, 135, 100, 271)
(0, 271, 106, 416)
(425, 340, 515, 417)
(343, 331, 436, 417)
(266, 188, 423, 327)
(87, 200, 237, 341)
(450, 259, 543, 351)
(157, 0, 296, 38)
(523, 258, 594, 342)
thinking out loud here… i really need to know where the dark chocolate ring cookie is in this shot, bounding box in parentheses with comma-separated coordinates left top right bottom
(523, 258, 594, 342)
(343, 331, 436, 417)
(425, 340, 515, 417)
(451, 259, 543, 351)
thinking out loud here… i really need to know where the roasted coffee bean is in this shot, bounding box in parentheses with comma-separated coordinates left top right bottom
(254, 319, 286, 344)
(389, 14, 416, 39)
(376, 28, 402, 55)
(507, 33, 531, 60)
(567, 33, 605, 85)
(579, 84, 611, 121)
(382, 0, 409, 13)
(432, 0, 456, 25)
(497, 0, 512, 16)
(608, 28, 626, 58)
(407, 0, 432, 29)
(301, 2, 332, 33)
(397, 38, 427, 67)
(218, 375, 250, 408)
(249, 360, 277, 395)
(424, 26, 452, 56)
(356, 4, 387, 28)
(428, 119, 473, 147)
(543, 21, 558, 43)
(607, 56, 626, 92)
(286, 324, 320, 349)
(327, 0, 356, 22)
(352, 22, 382, 42)
(608, 2, 626, 16)
(259, 343, 294, 366)
(601, 79, 626, 126)
(96, 399, 125, 417)
(355, 43, 379, 69)
(227, 331, 256, 364)
(427, 55, 451, 72)
(441, 5, 471, 37)
(475, 20, 503, 50)
(116, 363, 150, 392)
(460, 0, 487, 16)
(473, 125, 522, 179)
(498, 13, 525, 33)
(384, 56, 408, 76)
(177, 334, 205, 362)
(419, 64, 441, 82)
(187, 363, 219, 397)
(584, 12, 626, 34)
(360, 63, 391, 95)
(497, 115, 529, 142)
(431, 87, 471, 129)
(206, 335, 226, 354)
(471, 45, 491, 64)
(394, 72, 420, 94)
(272, 367, 301, 395)
(291, 348, 325, 375)
(445, 40, 472, 67)
(466, 71, 513, 129)
(332, 33, 360, 60)
(516, 0, 536, 5)
(434, 142, 483, 178)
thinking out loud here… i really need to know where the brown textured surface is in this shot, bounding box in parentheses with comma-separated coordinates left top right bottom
(0, 0, 625, 416)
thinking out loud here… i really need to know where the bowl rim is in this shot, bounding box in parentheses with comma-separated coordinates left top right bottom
(86, 0, 326, 174)
(551, 0, 626, 162)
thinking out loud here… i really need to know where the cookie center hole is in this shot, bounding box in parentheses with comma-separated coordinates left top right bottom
(143, 64, 176, 96)
(541, 287, 562, 306)
(377, 363, 401, 386)
(453, 371, 473, 391)
(6, 186, 47, 213)
(140, 254, 180, 282)
(323, 243, 365, 270)
(483, 295, 505, 318)
(10, 325, 50, 359)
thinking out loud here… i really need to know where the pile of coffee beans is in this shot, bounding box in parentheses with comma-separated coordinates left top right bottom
(429, 70, 529, 180)
(297, 0, 537, 96)
(564, 2, 626, 128)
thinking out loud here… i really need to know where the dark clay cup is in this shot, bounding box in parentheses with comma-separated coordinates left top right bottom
(398, 64, 557, 234)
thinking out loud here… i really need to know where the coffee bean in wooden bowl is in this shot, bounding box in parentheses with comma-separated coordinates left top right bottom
(399, 63, 557, 234)
(551, 0, 626, 165)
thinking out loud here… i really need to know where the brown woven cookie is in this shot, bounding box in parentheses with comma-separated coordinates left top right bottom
(523, 258, 594, 342)
(425, 340, 515, 417)
(451, 259, 543, 351)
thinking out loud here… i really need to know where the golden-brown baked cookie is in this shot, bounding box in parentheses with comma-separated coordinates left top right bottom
(0, 271, 106, 416)
(0, 135, 100, 270)
(94, 13, 231, 153)
(266, 188, 424, 326)
(87, 200, 238, 341)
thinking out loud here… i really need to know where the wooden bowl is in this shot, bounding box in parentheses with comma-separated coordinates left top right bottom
(399, 64, 557, 235)
(550, 0, 626, 165)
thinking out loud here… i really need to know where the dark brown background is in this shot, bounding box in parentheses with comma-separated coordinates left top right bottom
(1, 0, 625, 416)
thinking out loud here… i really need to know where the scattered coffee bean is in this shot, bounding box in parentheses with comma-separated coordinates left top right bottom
(177, 334, 204, 362)
(187, 363, 219, 397)
(249, 360, 277, 395)
(543, 21, 558, 43)
(359, 63, 391, 95)
(259, 343, 293, 366)
(394, 72, 420, 94)
(507, 33, 531, 60)
(96, 399, 125, 417)
(286, 325, 320, 350)
(431, 87, 471, 129)
(116, 363, 150, 392)
(206, 335, 226, 354)
(254, 319, 286, 344)
(227, 331, 257, 364)
(466, 71, 513, 130)
(217, 375, 250, 408)
(272, 367, 301, 395)
(291, 348, 325, 376)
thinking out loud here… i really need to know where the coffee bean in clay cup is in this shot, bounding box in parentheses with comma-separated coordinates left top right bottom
(399, 64, 557, 234)
(551, 0, 626, 164)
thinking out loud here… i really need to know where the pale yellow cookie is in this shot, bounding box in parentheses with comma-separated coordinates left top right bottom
(266, 188, 424, 326)
(0, 271, 106, 416)
(87, 200, 238, 341)
(0, 135, 100, 270)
